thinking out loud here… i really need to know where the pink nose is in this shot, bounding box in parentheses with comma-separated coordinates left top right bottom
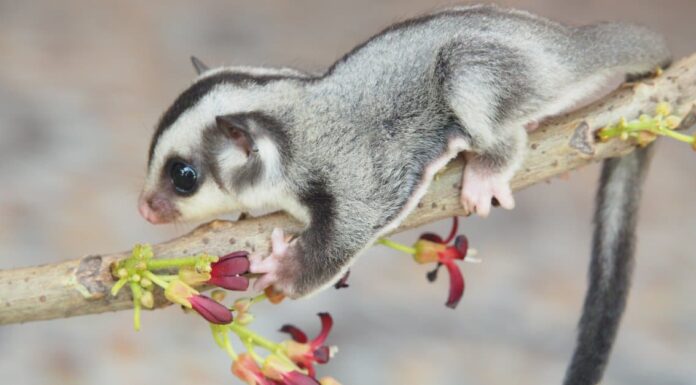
(138, 195, 165, 224)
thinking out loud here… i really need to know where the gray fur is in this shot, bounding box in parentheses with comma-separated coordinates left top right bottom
(564, 145, 654, 385)
(144, 5, 671, 384)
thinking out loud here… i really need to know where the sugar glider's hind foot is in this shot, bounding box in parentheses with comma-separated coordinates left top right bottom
(460, 165, 515, 217)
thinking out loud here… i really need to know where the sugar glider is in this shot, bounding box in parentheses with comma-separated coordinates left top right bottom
(138, 5, 670, 384)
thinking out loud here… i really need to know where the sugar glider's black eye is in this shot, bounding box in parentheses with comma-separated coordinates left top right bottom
(170, 161, 198, 195)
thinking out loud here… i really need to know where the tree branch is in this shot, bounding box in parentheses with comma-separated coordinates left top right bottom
(2, 54, 695, 326)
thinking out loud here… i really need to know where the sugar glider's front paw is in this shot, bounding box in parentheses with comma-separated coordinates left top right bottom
(249, 228, 301, 297)
(460, 166, 515, 217)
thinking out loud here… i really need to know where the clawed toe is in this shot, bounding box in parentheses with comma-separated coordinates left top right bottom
(249, 228, 291, 291)
(460, 167, 515, 217)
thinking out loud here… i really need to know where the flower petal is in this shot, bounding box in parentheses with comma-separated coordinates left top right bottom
(443, 216, 459, 244)
(453, 235, 468, 260)
(208, 275, 250, 291)
(443, 261, 465, 309)
(312, 313, 333, 347)
(189, 294, 233, 324)
(418, 233, 443, 243)
(232, 353, 274, 385)
(211, 252, 250, 276)
(283, 371, 321, 385)
(279, 325, 309, 343)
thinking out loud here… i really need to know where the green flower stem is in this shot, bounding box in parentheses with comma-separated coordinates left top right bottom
(241, 337, 264, 364)
(657, 128, 694, 143)
(229, 322, 281, 353)
(378, 238, 417, 255)
(146, 256, 207, 270)
(222, 330, 238, 360)
(141, 271, 170, 289)
(130, 282, 143, 331)
(110, 277, 129, 296)
(600, 113, 694, 144)
(251, 293, 267, 305)
(156, 274, 179, 281)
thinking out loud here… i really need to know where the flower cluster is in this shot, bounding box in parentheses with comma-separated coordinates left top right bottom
(111, 244, 340, 385)
(225, 311, 338, 385)
(378, 217, 477, 308)
(112, 218, 477, 383)
(111, 245, 249, 328)
(597, 102, 694, 150)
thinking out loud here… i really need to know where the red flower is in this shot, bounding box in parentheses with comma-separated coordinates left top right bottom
(279, 313, 334, 378)
(164, 280, 233, 324)
(189, 294, 233, 324)
(233, 354, 321, 385)
(414, 217, 469, 309)
(232, 354, 275, 385)
(209, 251, 250, 291)
(278, 371, 320, 385)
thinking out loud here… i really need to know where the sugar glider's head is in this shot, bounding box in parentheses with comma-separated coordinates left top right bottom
(139, 57, 298, 224)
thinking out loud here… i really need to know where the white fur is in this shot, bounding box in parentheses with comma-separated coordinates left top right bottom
(377, 137, 470, 236)
(145, 73, 307, 223)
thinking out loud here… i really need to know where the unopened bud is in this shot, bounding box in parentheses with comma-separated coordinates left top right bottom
(234, 298, 252, 313)
(211, 289, 226, 302)
(656, 102, 671, 117)
(140, 278, 153, 289)
(264, 286, 286, 304)
(665, 116, 681, 129)
(236, 312, 255, 325)
(140, 291, 154, 308)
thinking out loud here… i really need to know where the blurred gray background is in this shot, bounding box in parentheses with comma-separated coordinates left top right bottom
(1, 1, 695, 384)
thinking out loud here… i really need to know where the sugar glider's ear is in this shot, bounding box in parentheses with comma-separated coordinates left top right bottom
(215, 115, 259, 156)
(190, 56, 210, 75)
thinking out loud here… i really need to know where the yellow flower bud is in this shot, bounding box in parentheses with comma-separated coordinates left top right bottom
(665, 116, 681, 129)
(211, 289, 226, 302)
(140, 278, 153, 289)
(140, 291, 154, 308)
(164, 280, 198, 308)
(636, 131, 657, 147)
(234, 298, 252, 313)
(655, 102, 671, 117)
(236, 312, 255, 326)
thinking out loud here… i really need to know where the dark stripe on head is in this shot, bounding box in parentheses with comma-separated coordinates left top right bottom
(148, 71, 303, 166)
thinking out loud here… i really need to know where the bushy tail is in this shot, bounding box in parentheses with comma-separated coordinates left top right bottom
(575, 22, 672, 78)
(563, 145, 654, 385)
